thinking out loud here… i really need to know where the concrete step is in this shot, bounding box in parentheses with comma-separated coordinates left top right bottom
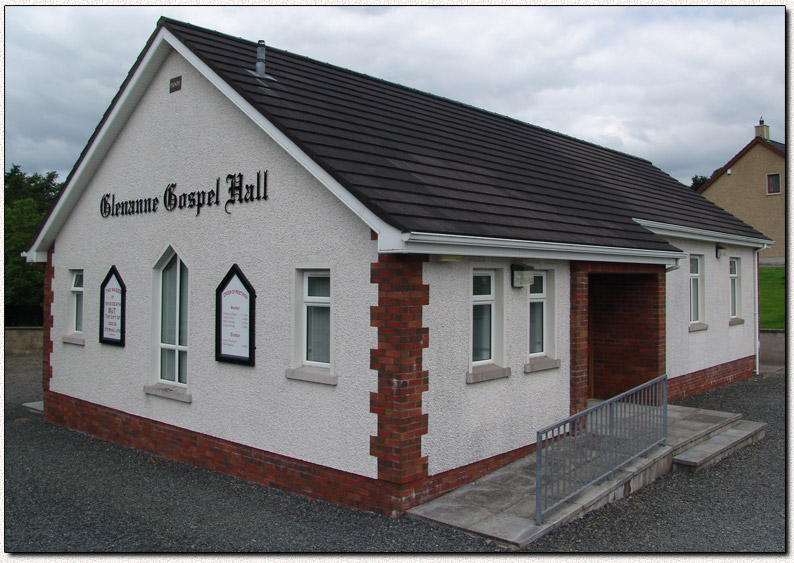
(22, 400, 44, 414)
(665, 405, 742, 456)
(672, 420, 767, 473)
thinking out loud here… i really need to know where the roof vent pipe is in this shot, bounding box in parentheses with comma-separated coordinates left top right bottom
(256, 40, 267, 77)
(249, 40, 276, 81)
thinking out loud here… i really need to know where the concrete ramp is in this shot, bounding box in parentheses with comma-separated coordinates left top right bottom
(407, 405, 766, 548)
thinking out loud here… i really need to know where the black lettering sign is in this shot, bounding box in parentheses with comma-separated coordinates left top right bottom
(100, 171, 267, 219)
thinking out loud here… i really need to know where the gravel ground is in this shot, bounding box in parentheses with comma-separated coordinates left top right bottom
(4, 354, 786, 553)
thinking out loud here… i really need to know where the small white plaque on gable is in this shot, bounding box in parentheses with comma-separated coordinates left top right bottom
(216, 264, 256, 366)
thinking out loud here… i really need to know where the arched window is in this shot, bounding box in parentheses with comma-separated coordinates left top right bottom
(157, 250, 189, 384)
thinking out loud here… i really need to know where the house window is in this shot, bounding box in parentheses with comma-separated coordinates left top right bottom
(159, 253, 188, 384)
(529, 272, 546, 356)
(767, 173, 781, 195)
(689, 255, 703, 324)
(729, 258, 740, 319)
(303, 271, 331, 366)
(70, 270, 84, 333)
(472, 270, 495, 364)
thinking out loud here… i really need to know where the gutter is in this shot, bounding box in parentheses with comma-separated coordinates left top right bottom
(633, 219, 772, 249)
(397, 231, 685, 265)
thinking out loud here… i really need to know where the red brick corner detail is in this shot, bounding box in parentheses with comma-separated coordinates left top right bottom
(369, 254, 430, 497)
(43, 243, 55, 393)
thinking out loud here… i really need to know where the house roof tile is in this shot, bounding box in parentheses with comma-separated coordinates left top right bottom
(60, 18, 774, 256)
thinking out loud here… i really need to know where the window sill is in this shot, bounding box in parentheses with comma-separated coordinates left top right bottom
(286, 365, 338, 386)
(689, 322, 709, 333)
(524, 356, 561, 374)
(62, 333, 85, 346)
(466, 363, 511, 384)
(144, 383, 192, 403)
(729, 317, 745, 326)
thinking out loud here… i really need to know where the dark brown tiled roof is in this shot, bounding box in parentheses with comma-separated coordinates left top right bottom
(162, 18, 769, 252)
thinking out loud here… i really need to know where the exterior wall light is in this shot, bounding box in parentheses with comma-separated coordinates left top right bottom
(715, 244, 726, 259)
(511, 264, 535, 288)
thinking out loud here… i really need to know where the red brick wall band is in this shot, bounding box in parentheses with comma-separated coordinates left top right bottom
(667, 355, 756, 401)
(43, 388, 535, 516)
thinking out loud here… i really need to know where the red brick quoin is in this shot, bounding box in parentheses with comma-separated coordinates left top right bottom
(369, 254, 430, 507)
(42, 244, 55, 393)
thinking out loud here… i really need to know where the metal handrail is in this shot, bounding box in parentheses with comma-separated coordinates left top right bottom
(535, 374, 667, 525)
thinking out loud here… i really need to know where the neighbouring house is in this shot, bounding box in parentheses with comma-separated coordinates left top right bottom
(23, 18, 772, 517)
(698, 119, 785, 265)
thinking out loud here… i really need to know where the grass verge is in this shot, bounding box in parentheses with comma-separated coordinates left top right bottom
(759, 267, 785, 329)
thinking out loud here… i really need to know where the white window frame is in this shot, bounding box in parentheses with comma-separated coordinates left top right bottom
(157, 252, 189, 386)
(766, 173, 781, 195)
(472, 269, 496, 366)
(529, 271, 547, 358)
(302, 270, 331, 368)
(286, 266, 337, 385)
(689, 255, 703, 324)
(729, 257, 740, 319)
(70, 270, 84, 334)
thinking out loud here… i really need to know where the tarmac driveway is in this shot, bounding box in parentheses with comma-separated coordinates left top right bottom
(4, 355, 786, 552)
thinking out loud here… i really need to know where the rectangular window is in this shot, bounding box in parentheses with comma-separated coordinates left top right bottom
(472, 271, 494, 364)
(303, 271, 331, 366)
(689, 255, 702, 323)
(71, 270, 84, 333)
(729, 257, 740, 318)
(767, 173, 781, 195)
(160, 254, 188, 384)
(529, 272, 546, 356)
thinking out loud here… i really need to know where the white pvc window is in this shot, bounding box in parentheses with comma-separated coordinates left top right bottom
(303, 271, 331, 366)
(159, 254, 188, 384)
(529, 272, 546, 356)
(472, 271, 494, 364)
(689, 255, 703, 323)
(729, 258, 740, 318)
(71, 270, 84, 333)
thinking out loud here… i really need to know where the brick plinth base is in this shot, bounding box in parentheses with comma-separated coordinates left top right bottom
(667, 355, 756, 401)
(44, 389, 536, 516)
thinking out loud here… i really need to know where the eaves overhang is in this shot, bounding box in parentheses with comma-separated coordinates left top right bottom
(22, 27, 175, 263)
(388, 231, 686, 265)
(633, 219, 773, 249)
(23, 26, 403, 262)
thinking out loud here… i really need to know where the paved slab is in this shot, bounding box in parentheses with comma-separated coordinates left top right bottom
(407, 404, 748, 547)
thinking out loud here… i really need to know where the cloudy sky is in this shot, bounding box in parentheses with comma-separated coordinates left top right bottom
(4, 5, 786, 186)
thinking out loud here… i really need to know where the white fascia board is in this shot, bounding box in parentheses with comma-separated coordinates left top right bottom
(633, 219, 772, 249)
(399, 232, 685, 265)
(23, 30, 174, 263)
(161, 31, 402, 251)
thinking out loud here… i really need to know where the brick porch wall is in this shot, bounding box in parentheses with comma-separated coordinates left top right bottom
(570, 261, 666, 414)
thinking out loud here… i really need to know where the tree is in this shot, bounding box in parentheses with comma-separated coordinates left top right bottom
(4, 165, 63, 326)
(690, 175, 710, 192)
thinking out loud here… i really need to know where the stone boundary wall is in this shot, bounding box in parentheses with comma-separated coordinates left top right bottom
(759, 329, 784, 365)
(4, 327, 44, 355)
